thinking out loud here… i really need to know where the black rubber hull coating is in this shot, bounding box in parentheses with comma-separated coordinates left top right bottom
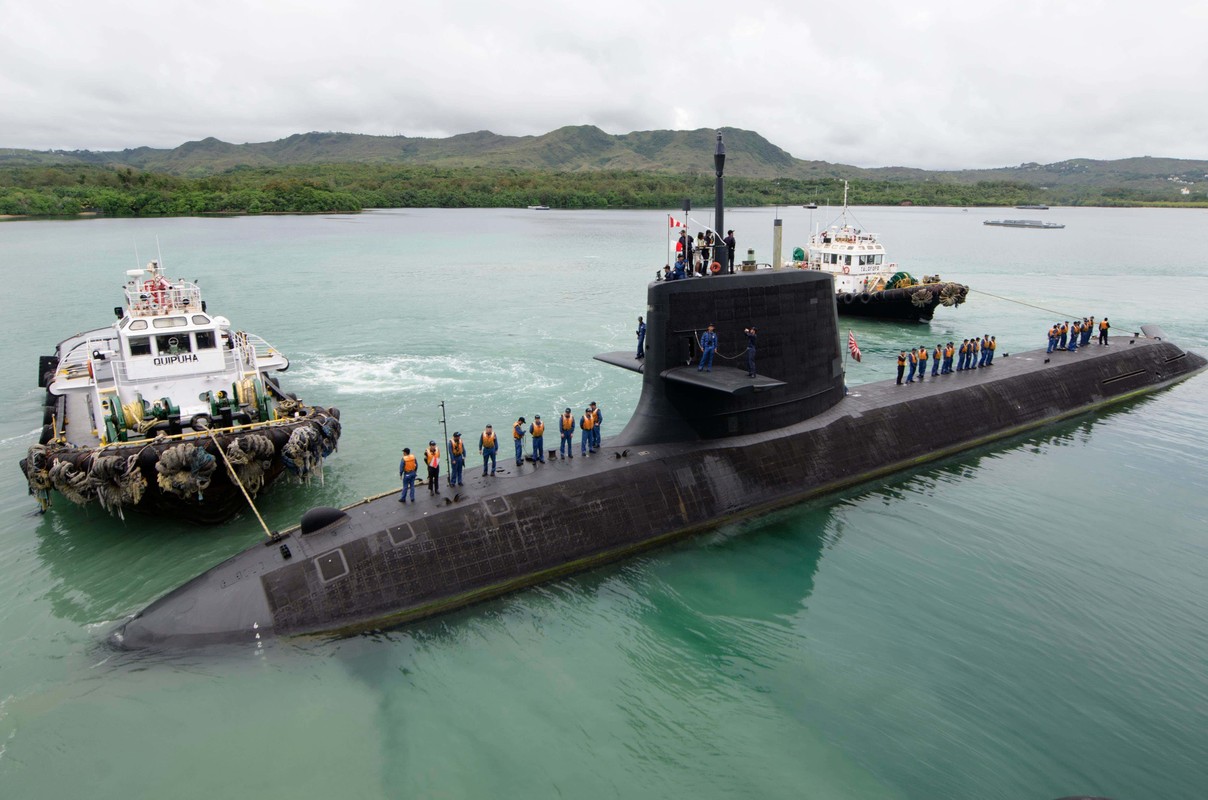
(110, 270, 1206, 649)
(834, 282, 966, 322)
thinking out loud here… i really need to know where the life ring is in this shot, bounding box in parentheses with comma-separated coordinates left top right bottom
(842, 265, 850, 274)
(142, 277, 169, 306)
(709, 261, 721, 274)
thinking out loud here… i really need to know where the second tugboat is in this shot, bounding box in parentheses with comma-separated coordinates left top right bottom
(797, 181, 969, 322)
(20, 259, 342, 523)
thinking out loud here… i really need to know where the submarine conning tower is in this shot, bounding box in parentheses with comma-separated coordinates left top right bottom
(598, 269, 845, 445)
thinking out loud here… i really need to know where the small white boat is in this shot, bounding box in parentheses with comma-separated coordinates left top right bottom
(526, 205, 551, 210)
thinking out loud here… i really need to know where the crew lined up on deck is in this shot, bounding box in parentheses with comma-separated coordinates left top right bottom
(1047, 316, 1109, 353)
(897, 335, 998, 384)
(398, 402, 606, 497)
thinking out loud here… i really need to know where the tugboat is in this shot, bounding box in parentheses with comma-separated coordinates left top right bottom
(796, 182, 969, 322)
(20, 260, 342, 523)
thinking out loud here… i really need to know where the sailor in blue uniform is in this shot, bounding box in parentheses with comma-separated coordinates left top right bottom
(744, 326, 758, 377)
(448, 432, 466, 486)
(513, 417, 527, 466)
(559, 408, 575, 458)
(636, 316, 646, 359)
(698, 324, 717, 372)
(590, 402, 602, 450)
(529, 415, 545, 463)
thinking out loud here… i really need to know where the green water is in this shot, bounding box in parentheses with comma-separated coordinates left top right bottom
(2, 207, 1207, 799)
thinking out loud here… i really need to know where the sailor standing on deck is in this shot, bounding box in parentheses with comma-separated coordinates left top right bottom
(590, 402, 602, 450)
(744, 327, 758, 377)
(1067, 321, 1079, 352)
(944, 341, 955, 374)
(580, 408, 595, 456)
(399, 448, 417, 503)
(897, 351, 906, 385)
(480, 425, 498, 476)
(917, 346, 927, 381)
(529, 415, 545, 463)
(1099, 317, 1110, 345)
(698, 324, 717, 372)
(1059, 322, 1069, 350)
(559, 407, 575, 458)
(906, 347, 918, 383)
(636, 316, 646, 359)
(724, 230, 736, 272)
(1082, 317, 1094, 347)
(932, 344, 942, 377)
(424, 441, 441, 495)
(513, 417, 527, 466)
(448, 432, 466, 486)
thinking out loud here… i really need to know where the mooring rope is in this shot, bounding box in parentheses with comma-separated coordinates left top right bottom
(207, 430, 273, 539)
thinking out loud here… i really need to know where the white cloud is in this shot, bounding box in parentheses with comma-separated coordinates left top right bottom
(1, 0, 1205, 168)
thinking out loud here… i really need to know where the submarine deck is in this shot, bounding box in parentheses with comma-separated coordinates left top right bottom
(295, 334, 1183, 541)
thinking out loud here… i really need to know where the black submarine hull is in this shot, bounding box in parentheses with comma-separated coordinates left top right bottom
(111, 269, 1206, 649)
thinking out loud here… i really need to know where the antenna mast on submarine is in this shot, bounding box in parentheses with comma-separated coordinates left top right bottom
(714, 132, 727, 272)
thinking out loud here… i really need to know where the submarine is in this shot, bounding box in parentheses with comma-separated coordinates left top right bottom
(110, 265, 1207, 648)
(110, 137, 1208, 649)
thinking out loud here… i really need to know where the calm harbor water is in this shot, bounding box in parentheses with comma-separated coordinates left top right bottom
(1, 206, 1207, 799)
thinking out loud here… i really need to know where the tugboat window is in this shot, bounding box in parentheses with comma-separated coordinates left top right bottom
(156, 334, 192, 354)
(152, 316, 187, 329)
(192, 315, 210, 325)
(845, 255, 852, 265)
(129, 337, 152, 356)
(195, 331, 216, 350)
(129, 319, 148, 331)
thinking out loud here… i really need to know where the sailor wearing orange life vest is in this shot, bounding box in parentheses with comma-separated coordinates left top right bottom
(916, 346, 927, 381)
(513, 417, 527, 466)
(1099, 317, 1110, 345)
(399, 447, 418, 503)
(905, 348, 918, 383)
(448, 432, 466, 486)
(944, 341, 955, 373)
(932, 344, 942, 377)
(590, 402, 602, 450)
(424, 441, 441, 495)
(580, 408, 595, 455)
(479, 425, 498, 476)
(529, 415, 546, 463)
(1081, 317, 1094, 347)
(559, 408, 575, 458)
(1067, 320, 1080, 352)
(896, 351, 906, 385)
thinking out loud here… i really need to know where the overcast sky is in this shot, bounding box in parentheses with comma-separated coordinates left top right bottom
(2, 0, 1205, 169)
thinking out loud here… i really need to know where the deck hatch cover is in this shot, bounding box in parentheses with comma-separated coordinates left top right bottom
(315, 548, 349, 584)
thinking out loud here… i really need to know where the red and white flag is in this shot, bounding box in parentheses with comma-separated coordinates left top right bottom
(669, 216, 684, 228)
(848, 330, 862, 362)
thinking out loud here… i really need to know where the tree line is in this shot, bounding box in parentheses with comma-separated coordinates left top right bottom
(1, 163, 1202, 217)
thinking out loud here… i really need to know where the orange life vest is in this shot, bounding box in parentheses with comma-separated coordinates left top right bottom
(897, 354, 906, 367)
(451, 440, 465, 456)
(425, 447, 440, 468)
(581, 415, 594, 431)
(481, 431, 496, 448)
(1100, 320, 1108, 332)
(402, 454, 417, 473)
(561, 414, 574, 431)
(531, 421, 544, 436)
(918, 349, 928, 362)
(934, 347, 942, 361)
(513, 422, 524, 440)
(946, 345, 954, 358)
(908, 351, 917, 365)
